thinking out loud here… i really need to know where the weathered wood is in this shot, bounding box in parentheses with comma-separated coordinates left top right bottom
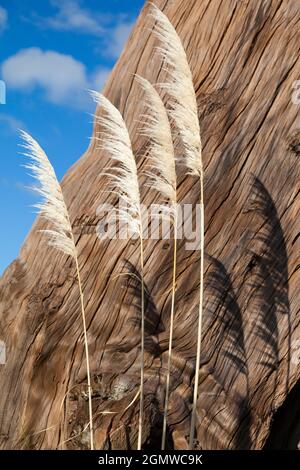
(0, 0, 299, 449)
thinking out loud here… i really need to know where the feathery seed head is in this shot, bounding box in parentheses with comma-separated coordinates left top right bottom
(135, 75, 176, 204)
(20, 130, 76, 258)
(151, 5, 202, 176)
(90, 91, 142, 237)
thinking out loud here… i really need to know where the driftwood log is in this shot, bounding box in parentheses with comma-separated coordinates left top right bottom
(0, 0, 300, 450)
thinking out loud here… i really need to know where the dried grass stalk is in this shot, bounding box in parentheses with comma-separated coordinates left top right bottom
(135, 75, 178, 449)
(20, 130, 94, 450)
(90, 92, 145, 450)
(151, 5, 204, 449)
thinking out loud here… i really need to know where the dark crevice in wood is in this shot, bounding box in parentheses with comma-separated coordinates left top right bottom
(264, 377, 300, 449)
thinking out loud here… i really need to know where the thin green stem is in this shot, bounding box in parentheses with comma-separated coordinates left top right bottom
(189, 174, 204, 449)
(161, 211, 178, 450)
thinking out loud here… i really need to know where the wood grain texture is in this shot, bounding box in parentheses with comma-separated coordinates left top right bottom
(0, 0, 299, 449)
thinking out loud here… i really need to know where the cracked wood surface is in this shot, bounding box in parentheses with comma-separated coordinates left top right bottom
(0, 0, 300, 449)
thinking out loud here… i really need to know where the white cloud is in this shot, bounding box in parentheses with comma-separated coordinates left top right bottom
(46, 0, 104, 35)
(1, 48, 110, 108)
(0, 6, 7, 34)
(2, 48, 86, 103)
(29, 0, 134, 60)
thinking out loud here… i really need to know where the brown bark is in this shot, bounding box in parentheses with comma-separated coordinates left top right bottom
(0, 0, 299, 450)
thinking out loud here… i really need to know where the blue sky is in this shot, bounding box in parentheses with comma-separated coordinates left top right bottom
(0, 0, 144, 274)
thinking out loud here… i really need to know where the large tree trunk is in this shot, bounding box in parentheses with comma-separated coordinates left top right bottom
(0, 0, 299, 450)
